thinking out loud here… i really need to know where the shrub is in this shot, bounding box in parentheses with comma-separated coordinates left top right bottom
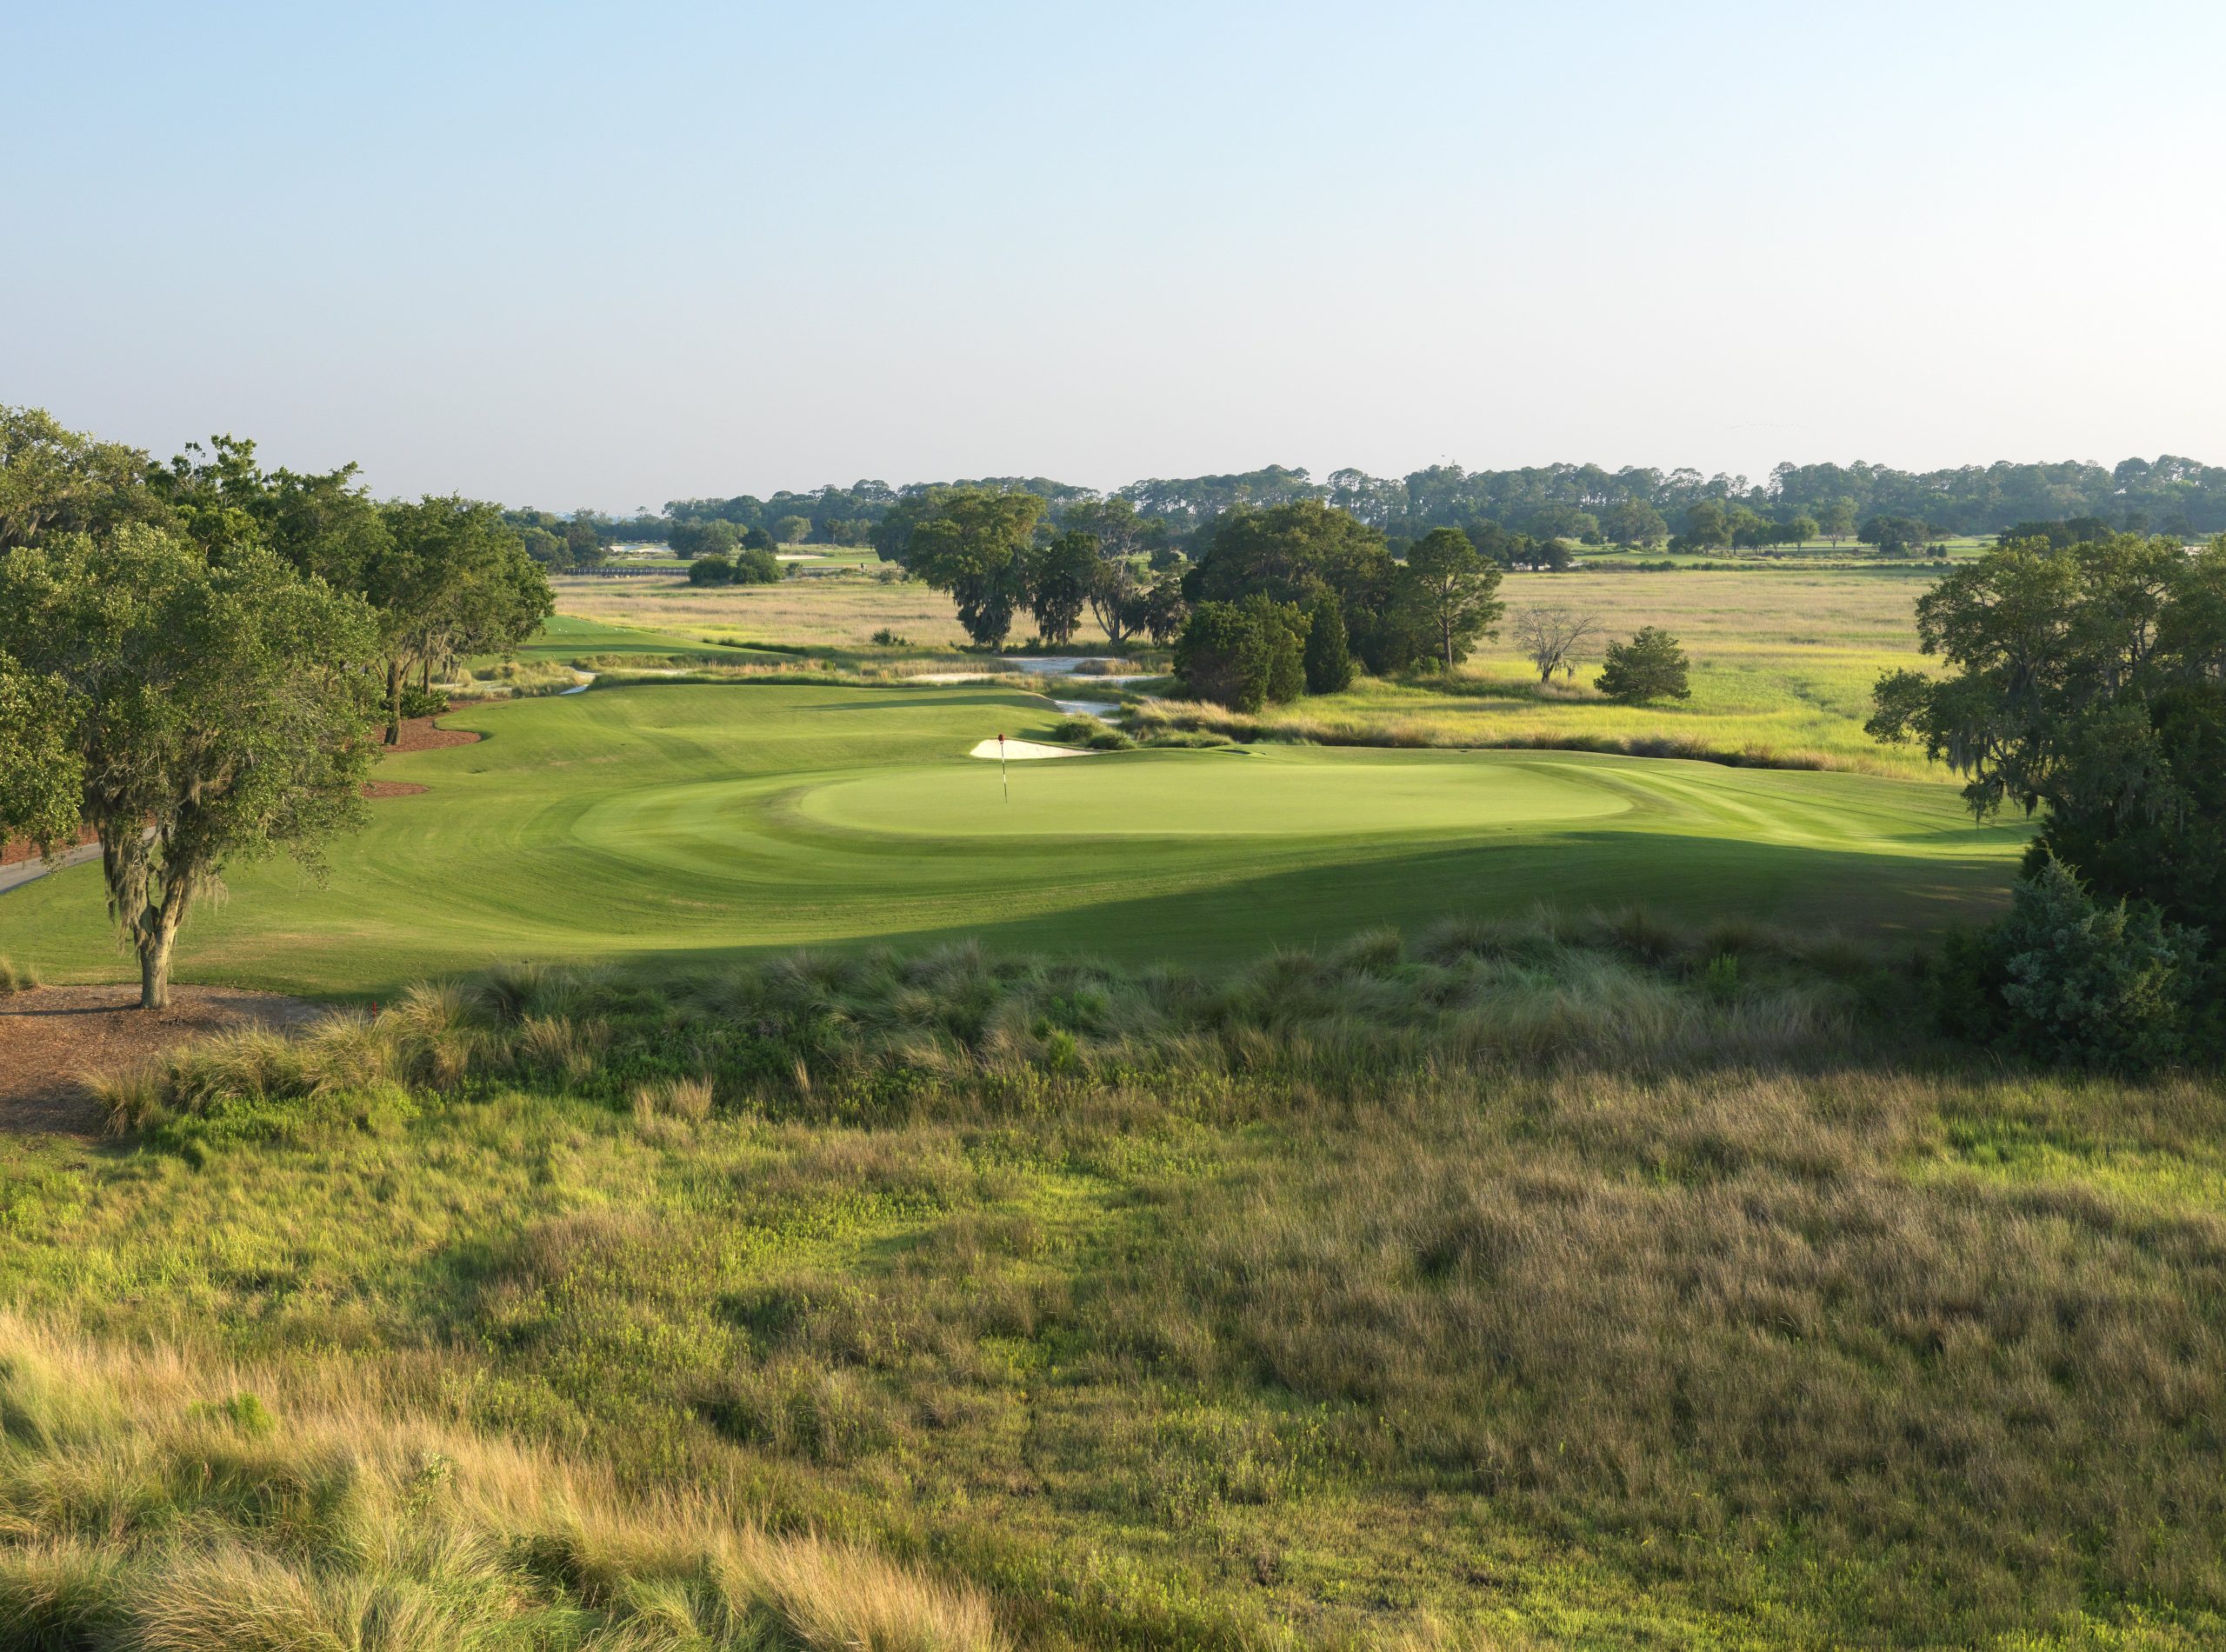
(732, 547, 783, 585)
(1596, 626, 1691, 703)
(1938, 856, 2202, 1069)
(1173, 595, 1306, 711)
(1048, 716, 1134, 751)
(397, 685, 450, 719)
(870, 628, 909, 646)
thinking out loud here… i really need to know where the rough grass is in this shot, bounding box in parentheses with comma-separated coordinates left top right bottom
(1128, 697, 1844, 772)
(0, 956, 37, 994)
(0, 1317, 1003, 1651)
(90, 914, 1892, 1142)
(8, 927, 2226, 1646)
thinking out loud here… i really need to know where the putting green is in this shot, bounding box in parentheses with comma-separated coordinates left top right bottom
(802, 748, 1632, 836)
(0, 683, 2033, 996)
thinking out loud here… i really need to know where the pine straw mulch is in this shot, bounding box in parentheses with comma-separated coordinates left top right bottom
(383, 714, 484, 753)
(0, 986, 323, 1137)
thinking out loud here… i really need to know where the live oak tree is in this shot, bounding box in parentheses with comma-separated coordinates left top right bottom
(1513, 605, 1604, 683)
(896, 489, 1046, 649)
(1186, 501, 1415, 673)
(0, 405, 163, 552)
(1395, 527, 1504, 671)
(669, 519, 739, 560)
(1869, 533, 2226, 937)
(0, 525, 380, 1009)
(1023, 530, 1099, 645)
(1683, 500, 1732, 549)
(1601, 499, 1668, 549)
(367, 498, 553, 743)
(1860, 514, 1932, 556)
(1139, 570, 1190, 643)
(1067, 499, 1161, 647)
(1596, 626, 1692, 703)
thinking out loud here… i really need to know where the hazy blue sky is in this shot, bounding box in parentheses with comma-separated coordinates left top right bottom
(7, 2, 2223, 509)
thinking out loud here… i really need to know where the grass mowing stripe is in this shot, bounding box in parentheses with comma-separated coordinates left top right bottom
(0, 683, 2029, 997)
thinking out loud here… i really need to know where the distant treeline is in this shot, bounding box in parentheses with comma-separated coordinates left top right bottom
(540, 456, 2226, 560)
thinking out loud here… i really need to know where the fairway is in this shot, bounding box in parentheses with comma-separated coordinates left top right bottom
(0, 683, 2030, 996)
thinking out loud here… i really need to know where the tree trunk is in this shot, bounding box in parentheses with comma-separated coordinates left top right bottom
(137, 914, 176, 1010)
(385, 659, 404, 746)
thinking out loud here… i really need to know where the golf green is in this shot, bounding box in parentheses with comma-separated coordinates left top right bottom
(799, 749, 1632, 836)
(0, 683, 2032, 996)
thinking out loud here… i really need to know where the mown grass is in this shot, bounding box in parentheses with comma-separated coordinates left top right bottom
(6, 921, 2226, 1647)
(0, 682, 2025, 996)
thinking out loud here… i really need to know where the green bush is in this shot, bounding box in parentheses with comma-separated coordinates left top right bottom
(1302, 592, 1352, 695)
(397, 685, 450, 719)
(1174, 594, 1306, 711)
(1596, 626, 1691, 704)
(1046, 716, 1134, 750)
(732, 546, 783, 585)
(1938, 857, 2203, 1070)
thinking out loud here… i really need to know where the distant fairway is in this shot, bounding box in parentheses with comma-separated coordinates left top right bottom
(0, 683, 2030, 997)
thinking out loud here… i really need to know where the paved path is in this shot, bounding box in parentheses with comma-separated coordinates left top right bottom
(0, 843, 97, 896)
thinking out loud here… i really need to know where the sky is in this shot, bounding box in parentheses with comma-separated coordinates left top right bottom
(6, 0, 2224, 510)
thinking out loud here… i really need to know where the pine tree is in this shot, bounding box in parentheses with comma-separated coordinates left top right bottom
(1303, 592, 1352, 694)
(1596, 626, 1691, 703)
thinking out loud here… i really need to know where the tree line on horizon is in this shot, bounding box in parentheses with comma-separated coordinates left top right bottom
(570, 454, 2226, 557)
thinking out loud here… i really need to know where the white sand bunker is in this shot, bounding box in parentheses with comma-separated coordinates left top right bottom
(968, 738, 1094, 760)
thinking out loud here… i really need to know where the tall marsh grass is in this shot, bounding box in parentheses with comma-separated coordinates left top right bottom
(0, 1316, 1003, 1651)
(99, 914, 1895, 1142)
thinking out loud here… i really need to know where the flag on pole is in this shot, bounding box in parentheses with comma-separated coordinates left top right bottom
(998, 733, 1008, 801)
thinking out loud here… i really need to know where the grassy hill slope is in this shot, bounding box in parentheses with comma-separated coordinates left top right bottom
(4, 933, 2224, 1648)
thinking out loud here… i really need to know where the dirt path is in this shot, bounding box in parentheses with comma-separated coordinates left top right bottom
(0, 986, 324, 1137)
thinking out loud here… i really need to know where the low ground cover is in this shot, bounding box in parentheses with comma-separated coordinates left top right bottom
(6, 925, 2225, 1648)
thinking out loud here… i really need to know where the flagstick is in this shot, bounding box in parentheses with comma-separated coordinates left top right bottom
(999, 734, 1009, 802)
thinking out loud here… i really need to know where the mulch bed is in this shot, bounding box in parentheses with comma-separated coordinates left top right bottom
(384, 714, 483, 753)
(363, 782, 430, 799)
(0, 985, 325, 1137)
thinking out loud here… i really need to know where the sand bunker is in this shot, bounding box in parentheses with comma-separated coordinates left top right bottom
(967, 738, 1094, 760)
